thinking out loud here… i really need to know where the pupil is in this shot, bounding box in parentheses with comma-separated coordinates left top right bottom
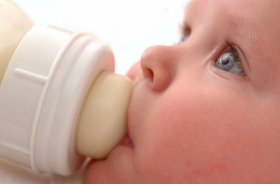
(221, 57, 230, 65)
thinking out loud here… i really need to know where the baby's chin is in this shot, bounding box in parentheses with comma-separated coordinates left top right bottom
(126, 61, 142, 81)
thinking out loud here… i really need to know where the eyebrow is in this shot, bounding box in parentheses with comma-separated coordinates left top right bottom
(181, 0, 196, 34)
(231, 11, 272, 67)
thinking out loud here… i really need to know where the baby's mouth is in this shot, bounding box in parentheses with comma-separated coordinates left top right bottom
(120, 134, 133, 147)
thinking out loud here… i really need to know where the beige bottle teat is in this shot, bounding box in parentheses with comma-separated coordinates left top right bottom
(0, 0, 34, 85)
(75, 70, 133, 159)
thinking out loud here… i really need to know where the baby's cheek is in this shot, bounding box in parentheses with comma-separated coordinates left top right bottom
(134, 86, 277, 183)
(131, 91, 198, 182)
(137, 107, 231, 183)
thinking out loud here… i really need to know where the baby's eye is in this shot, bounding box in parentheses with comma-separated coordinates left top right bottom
(216, 51, 245, 76)
(178, 34, 190, 44)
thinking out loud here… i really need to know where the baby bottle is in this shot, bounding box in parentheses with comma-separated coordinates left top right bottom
(0, 0, 133, 183)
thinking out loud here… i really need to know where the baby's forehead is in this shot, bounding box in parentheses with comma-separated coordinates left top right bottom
(185, 0, 280, 32)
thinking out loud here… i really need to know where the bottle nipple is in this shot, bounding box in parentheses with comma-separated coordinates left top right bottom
(75, 70, 133, 159)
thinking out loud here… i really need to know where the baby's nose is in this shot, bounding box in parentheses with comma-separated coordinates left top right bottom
(140, 45, 176, 92)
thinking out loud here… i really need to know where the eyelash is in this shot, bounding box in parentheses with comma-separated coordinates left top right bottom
(227, 45, 240, 63)
(178, 22, 191, 43)
(182, 23, 191, 37)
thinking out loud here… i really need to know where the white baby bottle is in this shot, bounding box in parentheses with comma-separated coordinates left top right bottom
(0, 0, 133, 183)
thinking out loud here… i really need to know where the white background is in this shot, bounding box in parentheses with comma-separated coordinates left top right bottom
(13, 0, 188, 74)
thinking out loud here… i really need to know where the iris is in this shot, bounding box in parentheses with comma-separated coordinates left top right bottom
(216, 52, 244, 76)
(178, 34, 190, 44)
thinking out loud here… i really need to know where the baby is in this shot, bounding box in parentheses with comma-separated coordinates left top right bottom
(85, 0, 280, 183)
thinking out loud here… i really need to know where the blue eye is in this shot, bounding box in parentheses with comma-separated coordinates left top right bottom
(216, 51, 245, 76)
(178, 34, 190, 44)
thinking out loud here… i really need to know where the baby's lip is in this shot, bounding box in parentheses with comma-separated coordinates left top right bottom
(120, 134, 133, 147)
(124, 62, 142, 148)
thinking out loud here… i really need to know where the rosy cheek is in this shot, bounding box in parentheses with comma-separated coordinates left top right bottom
(126, 61, 142, 81)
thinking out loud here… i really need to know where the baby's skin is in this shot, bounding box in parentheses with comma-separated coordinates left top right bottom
(85, 0, 280, 183)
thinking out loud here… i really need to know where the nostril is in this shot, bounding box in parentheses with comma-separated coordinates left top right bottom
(146, 68, 154, 83)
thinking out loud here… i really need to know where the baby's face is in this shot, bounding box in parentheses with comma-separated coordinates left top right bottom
(85, 0, 280, 183)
